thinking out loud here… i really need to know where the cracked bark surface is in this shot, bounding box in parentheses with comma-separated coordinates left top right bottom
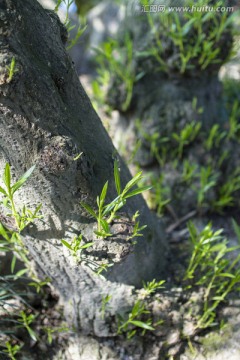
(0, 0, 168, 335)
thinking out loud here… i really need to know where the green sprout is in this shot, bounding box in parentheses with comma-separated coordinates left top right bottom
(7, 57, 17, 82)
(185, 222, 240, 329)
(81, 160, 151, 238)
(61, 234, 93, 261)
(117, 300, 155, 339)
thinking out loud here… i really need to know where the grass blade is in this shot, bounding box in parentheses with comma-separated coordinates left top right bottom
(3, 163, 11, 192)
(80, 202, 97, 219)
(114, 160, 121, 195)
(12, 165, 35, 194)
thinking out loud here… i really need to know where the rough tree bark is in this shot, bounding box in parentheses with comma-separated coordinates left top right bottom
(0, 0, 167, 336)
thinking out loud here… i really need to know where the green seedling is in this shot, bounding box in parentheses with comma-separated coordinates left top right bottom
(173, 122, 201, 159)
(142, 279, 165, 296)
(204, 124, 226, 151)
(95, 262, 113, 276)
(17, 310, 37, 341)
(67, 21, 87, 50)
(0, 164, 42, 272)
(55, 0, 87, 50)
(192, 97, 203, 114)
(147, 174, 171, 216)
(73, 152, 83, 161)
(61, 234, 93, 261)
(232, 219, 240, 245)
(7, 57, 17, 82)
(28, 277, 51, 294)
(182, 160, 198, 184)
(0, 163, 41, 232)
(2, 341, 22, 360)
(81, 160, 151, 238)
(196, 166, 219, 209)
(185, 222, 240, 328)
(212, 168, 240, 212)
(127, 211, 147, 241)
(61, 235, 112, 275)
(117, 300, 155, 339)
(101, 294, 112, 320)
(227, 100, 240, 140)
(93, 33, 137, 112)
(135, 120, 171, 167)
(43, 326, 69, 345)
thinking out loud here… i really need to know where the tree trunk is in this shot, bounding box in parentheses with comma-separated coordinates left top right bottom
(0, 0, 167, 335)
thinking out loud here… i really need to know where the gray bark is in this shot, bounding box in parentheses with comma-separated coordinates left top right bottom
(0, 0, 167, 335)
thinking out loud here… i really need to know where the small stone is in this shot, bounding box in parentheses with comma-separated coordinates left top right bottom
(166, 329, 181, 345)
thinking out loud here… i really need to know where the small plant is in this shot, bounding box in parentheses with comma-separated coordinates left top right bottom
(204, 124, 226, 151)
(142, 279, 165, 296)
(7, 57, 17, 82)
(17, 310, 37, 341)
(101, 294, 112, 320)
(2, 341, 22, 360)
(172, 121, 201, 159)
(28, 277, 51, 294)
(182, 160, 198, 184)
(232, 218, 240, 244)
(81, 160, 151, 238)
(147, 174, 171, 216)
(0, 164, 42, 271)
(227, 100, 240, 140)
(117, 300, 154, 339)
(61, 234, 113, 275)
(211, 168, 240, 212)
(93, 33, 138, 112)
(184, 222, 240, 328)
(54, 0, 87, 50)
(0, 163, 41, 232)
(61, 234, 93, 261)
(43, 325, 69, 345)
(135, 119, 171, 167)
(196, 166, 219, 209)
(127, 211, 147, 241)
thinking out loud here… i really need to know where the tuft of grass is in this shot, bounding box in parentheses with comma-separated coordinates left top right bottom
(184, 222, 240, 329)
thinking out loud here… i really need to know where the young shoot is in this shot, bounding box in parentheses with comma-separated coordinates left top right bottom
(117, 300, 155, 339)
(61, 234, 93, 261)
(0, 163, 41, 232)
(81, 160, 151, 238)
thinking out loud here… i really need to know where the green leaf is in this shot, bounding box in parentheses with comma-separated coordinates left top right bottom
(114, 160, 121, 195)
(124, 172, 143, 192)
(131, 301, 141, 317)
(100, 181, 108, 205)
(94, 230, 112, 238)
(130, 320, 154, 330)
(61, 239, 72, 250)
(218, 273, 235, 279)
(0, 186, 7, 196)
(125, 185, 152, 199)
(11, 255, 16, 273)
(3, 163, 11, 192)
(232, 218, 240, 243)
(12, 165, 35, 194)
(100, 219, 110, 233)
(80, 242, 94, 249)
(27, 327, 37, 341)
(0, 223, 10, 240)
(103, 195, 125, 215)
(15, 268, 28, 278)
(80, 202, 97, 219)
